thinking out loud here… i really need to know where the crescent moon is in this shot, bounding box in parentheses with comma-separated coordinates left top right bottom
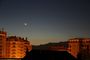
(24, 23, 28, 26)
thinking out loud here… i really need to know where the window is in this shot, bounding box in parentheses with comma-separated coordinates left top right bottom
(69, 49, 71, 52)
(12, 49, 16, 51)
(0, 36, 3, 38)
(0, 45, 2, 47)
(13, 45, 16, 48)
(12, 52, 16, 54)
(0, 55, 2, 57)
(0, 48, 2, 51)
(15, 39, 18, 41)
(88, 41, 90, 43)
(12, 55, 16, 58)
(86, 45, 89, 48)
(0, 51, 2, 54)
(69, 45, 71, 48)
(0, 39, 2, 41)
(12, 42, 16, 44)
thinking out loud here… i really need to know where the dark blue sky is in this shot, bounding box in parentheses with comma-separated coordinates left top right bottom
(0, 0, 90, 45)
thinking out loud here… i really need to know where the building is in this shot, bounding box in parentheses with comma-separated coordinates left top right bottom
(6, 36, 32, 58)
(67, 38, 90, 58)
(0, 30, 32, 58)
(0, 30, 7, 58)
(48, 38, 90, 58)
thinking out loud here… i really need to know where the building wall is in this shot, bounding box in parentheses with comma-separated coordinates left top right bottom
(68, 38, 90, 58)
(0, 30, 32, 58)
(67, 38, 80, 58)
(0, 31, 7, 58)
(6, 36, 32, 58)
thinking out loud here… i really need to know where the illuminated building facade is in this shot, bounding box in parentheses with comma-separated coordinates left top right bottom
(0, 30, 32, 58)
(48, 38, 90, 58)
(0, 30, 7, 58)
(67, 38, 90, 58)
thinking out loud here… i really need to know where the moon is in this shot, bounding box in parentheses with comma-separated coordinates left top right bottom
(24, 23, 28, 26)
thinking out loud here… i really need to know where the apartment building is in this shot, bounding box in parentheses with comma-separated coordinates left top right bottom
(0, 30, 32, 58)
(67, 38, 90, 58)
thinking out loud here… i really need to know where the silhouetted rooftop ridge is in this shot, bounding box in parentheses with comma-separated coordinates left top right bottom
(7, 36, 29, 42)
(69, 38, 90, 40)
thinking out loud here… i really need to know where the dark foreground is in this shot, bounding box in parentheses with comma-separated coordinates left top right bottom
(22, 50, 77, 60)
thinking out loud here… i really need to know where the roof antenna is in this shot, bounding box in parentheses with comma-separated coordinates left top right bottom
(2, 28, 4, 31)
(26, 37, 27, 40)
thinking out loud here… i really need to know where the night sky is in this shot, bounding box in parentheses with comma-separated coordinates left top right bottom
(0, 0, 90, 45)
